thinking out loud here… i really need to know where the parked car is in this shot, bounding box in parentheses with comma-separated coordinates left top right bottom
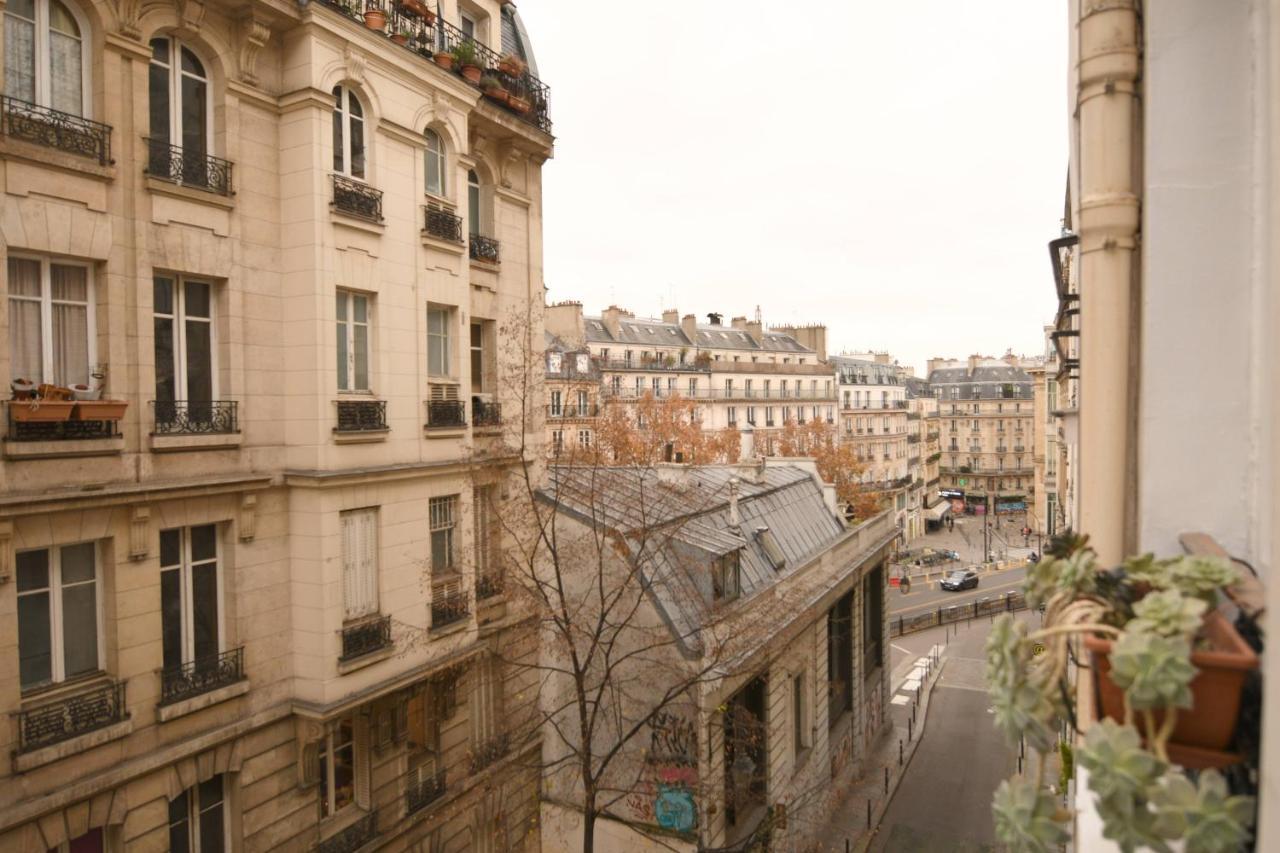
(940, 568, 979, 591)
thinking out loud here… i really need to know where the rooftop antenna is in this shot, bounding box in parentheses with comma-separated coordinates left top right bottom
(754, 305, 762, 323)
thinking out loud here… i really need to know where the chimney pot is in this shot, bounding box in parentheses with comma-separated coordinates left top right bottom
(728, 477, 740, 526)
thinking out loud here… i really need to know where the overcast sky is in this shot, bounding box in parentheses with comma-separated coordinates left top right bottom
(516, 1, 1066, 376)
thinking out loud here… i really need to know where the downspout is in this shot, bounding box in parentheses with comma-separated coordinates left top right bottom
(1075, 0, 1142, 565)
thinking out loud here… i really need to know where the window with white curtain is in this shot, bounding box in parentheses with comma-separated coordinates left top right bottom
(16, 542, 100, 690)
(332, 85, 365, 179)
(3, 0, 86, 115)
(336, 290, 370, 392)
(427, 306, 452, 377)
(340, 508, 379, 621)
(7, 256, 93, 387)
(424, 128, 445, 196)
(467, 169, 482, 236)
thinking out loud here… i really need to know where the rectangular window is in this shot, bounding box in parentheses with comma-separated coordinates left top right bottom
(766, 406, 775, 427)
(827, 591, 853, 725)
(793, 672, 807, 757)
(427, 305, 452, 377)
(746, 406, 755, 425)
(712, 551, 741, 602)
(8, 256, 94, 388)
(154, 275, 215, 408)
(336, 290, 370, 392)
(473, 485, 497, 580)
(429, 496, 458, 576)
(16, 543, 99, 690)
(727, 406, 737, 426)
(168, 774, 227, 853)
(634, 377, 642, 396)
(688, 378, 698, 395)
(862, 565, 884, 675)
(160, 525, 222, 671)
(470, 322, 485, 391)
(549, 390, 562, 416)
(319, 717, 356, 818)
(340, 509, 379, 621)
(576, 390, 588, 413)
(578, 429, 591, 447)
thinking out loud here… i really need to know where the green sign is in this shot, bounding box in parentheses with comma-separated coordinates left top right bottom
(958, 478, 968, 486)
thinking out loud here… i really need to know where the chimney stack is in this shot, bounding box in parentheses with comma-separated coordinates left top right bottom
(662, 309, 679, 325)
(968, 354, 982, 374)
(602, 305, 624, 338)
(728, 477, 740, 526)
(730, 316, 748, 330)
(544, 301, 585, 347)
(681, 314, 698, 343)
(707, 312, 723, 326)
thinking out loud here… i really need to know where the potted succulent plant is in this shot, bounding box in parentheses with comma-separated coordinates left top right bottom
(453, 40, 483, 83)
(987, 534, 1258, 852)
(363, 3, 387, 32)
(10, 385, 76, 421)
(391, 26, 411, 46)
(10, 378, 35, 399)
(71, 383, 101, 401)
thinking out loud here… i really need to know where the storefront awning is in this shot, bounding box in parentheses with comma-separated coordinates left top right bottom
(927, 502, 952, 521)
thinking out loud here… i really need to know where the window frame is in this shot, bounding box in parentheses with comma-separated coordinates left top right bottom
(423, 127, 445, 197)
(319, 716, 357, 820)
(427, 305, 453, 378)
(429, 495, 459, 577)
(148, 35, 213, 157)
(6, 254, 96, 388)
(3, 0, 91, 116)
(711, 550, 741, 602)
(339, 508, 379, 622)
(335, 289, 372, 393)
(15, 541, 102, 691)
(331, 85, 366, 180)
(167, 774, 228, 853)
(154, 274, 217, 403)
(159, 524, 224, 671)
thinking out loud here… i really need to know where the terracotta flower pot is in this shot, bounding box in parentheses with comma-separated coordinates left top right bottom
(461, 64, 483, 84)
(508, 96, 531, 114)
(498, 57, 525, 76)
(363, 9, 387, 32)
(10, 400, 75, 422)
(391, 33, 409, 46)
(483, 87, 509, 105)
(434, 53, 454, 70)
(399, 0, 432, 18)
(1085, 609, 1259, 752)
(73, 400, 129, 421)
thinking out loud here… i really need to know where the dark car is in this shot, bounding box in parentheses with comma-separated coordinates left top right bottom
(940, 568, 979, 591)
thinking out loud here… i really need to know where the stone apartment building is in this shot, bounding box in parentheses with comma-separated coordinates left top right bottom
(831, 355, 911, 531)
(0, 0, 550, 850)
(542, 303, 838, 457)
(537, 461, 895, 851)
(903, 374, 943, 539)
(1028, 330, 1065, 546)
(542, 332, 598, 457)
(927, 356, 1036, 522)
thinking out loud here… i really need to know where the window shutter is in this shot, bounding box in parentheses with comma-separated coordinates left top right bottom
(358, 510, 378, 616)
(341, 512, 358, 620)
(393, 694, 409, 744)
(354, 718, 371, 808)
(299, 741, 320, 789)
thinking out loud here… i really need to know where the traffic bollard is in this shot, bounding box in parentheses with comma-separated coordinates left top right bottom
(884, 766, 889, 795)
(866, 801, 871, 831)
(899, 739, 903, 765)
(908, 716, 913, 741)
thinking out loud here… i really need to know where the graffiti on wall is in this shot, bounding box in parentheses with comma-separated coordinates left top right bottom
(625, 711, 699, 832)
(863, 679, 885, 753)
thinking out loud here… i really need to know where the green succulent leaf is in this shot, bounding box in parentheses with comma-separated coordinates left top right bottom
(1108, 629, 1196, 710)
(1023, 549, 1098, 608)
(1151, 769, 1256, 853)
(1077, 721, 1171, 852)
(985, 615, 1058, 751)
(1128, 588, 1207, 638)
(992, 776, 1070, 853)
(1164, 556, 1239, 606)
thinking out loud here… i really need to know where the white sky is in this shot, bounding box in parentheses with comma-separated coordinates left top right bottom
(517, 1, 1066, 376)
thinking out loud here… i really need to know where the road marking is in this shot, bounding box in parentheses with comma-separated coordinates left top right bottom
(891, 695, 910, 705)
(889, 576, 1027, 617)
(901, 678, 921, 691)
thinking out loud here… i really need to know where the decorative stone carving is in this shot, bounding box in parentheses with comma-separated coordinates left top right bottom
(239, 494, 257, 541)
(0, 520, 12, 584)
(113, 0, 142, 38)
(344, 44, 367, 87)
(129, 506, 150, 560)
(239, 16, 271, 86)
(179, 0, 206, 33)
(495, 139, 523, 189)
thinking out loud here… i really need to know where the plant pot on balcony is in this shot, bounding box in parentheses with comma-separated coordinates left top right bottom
(11, 399, 75, 422)
(1084, 609, 1259, 752)
(10, 379, 35, 399)
(391, 32, 409, 46)
(71, 384, 102, 401)
(433, 52, 454, 70)
(507, 95, 531, 114)
(482, 83, 509, 105)
(460, 63, 483, 84)
(363, 8, 387, 31)
(73, 400, 129, 421)
(398, 0, 433, 20)
(498, 54, 526, 76)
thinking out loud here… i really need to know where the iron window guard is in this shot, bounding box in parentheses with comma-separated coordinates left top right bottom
(430, 587, 470, 629)
(425, 400, 466, 428)
(423, 205, 463, 243)
(340, 615, 393, 662)
(159, 647, 245, 705)
(469, 233, 500, 264)
(151, 400, 239, 435)
(335, 399, 388, 432)
(144, 138, 233, 196)
(476, 572, 504, 600)
(14, 680, 128, 753)
(316, 809, 377, 853)
(469, 731, 511, 773)
(6, 403, 119, 441)
(0, 95, 112, 165)
(405, 768, 447, 815)
(332, 174, 384, 221)
(472, 399, 501, 427)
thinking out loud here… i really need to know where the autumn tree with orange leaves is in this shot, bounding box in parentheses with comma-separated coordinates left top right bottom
(776, 418, 882, 520)
(592, 392, 741, 465)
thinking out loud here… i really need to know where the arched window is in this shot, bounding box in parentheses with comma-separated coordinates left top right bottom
(332, 86, 365, 179)
(168, 774, 227, 852)
(149, 36, 209, 160)
(3, 0, 86, 115)
(424, 129, 445, 196)
(467, 169, 481, 236)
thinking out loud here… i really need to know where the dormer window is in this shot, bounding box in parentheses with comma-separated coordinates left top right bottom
(755, 527, 785, 571)
(712, 550, 741, 602)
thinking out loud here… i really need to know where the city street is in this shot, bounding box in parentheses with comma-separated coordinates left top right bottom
(889, 565, 1029, 615)
(902, 514, 1043, 568)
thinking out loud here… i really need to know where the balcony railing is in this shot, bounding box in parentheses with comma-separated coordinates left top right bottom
(599, 358, 704, 372)
(159, 647, 245, 706)
(316, 809, 377, 853)
(469, 731, 511, 773)
(335, 399, 388, 432)
(145, 138, 233, 196)
(331, 174, 383, 221)
(547, 404, 599, 419)
(472, 398, 501, 427)
(476, 571, 504, 600)
(423, 205, 463, 242)
(14, 680, 127, 753)
(340, 615, 392, 662)
(431, 586, 470, 629)
(151, 400, 238, 434)
(469, 233, 500, 263)
(405, 768, 447, 815)
(425, 400, 466, 429)
(908, 434, 921, 443)
(6, 402, 119, 441)
(1, 95, 111, 164)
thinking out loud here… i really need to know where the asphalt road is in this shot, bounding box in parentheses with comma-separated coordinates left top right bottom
(867, 613, 1038, 852)
(889, 565, 1028, 614)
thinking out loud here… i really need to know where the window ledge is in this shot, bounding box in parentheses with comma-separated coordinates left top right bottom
(156, 678, 249, 722)
(145, 176, 236, 209)
(423, 426, 466, 439)
(149, 432, 243, 453)
(422, 233, 465, 254)
(3, 435, 123, 460)
(469, 258, 500, 271)
(13, 716, 133, 773)
(337, 644, 395, 675)
(331, 210, 385, 234)
(333, 428, 390, 444)
(0, 136, 116, 180)
(429, 618, 470, 638)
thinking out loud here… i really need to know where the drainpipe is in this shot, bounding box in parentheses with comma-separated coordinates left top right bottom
(1075, 0, 1142, 565)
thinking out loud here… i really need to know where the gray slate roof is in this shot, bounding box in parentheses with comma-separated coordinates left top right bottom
(831, 355, 901, 385)
(927, 364, 1033, 399)
(582, 315, 812, 354)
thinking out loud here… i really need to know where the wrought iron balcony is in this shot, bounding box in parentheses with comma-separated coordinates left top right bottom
(425, 400, 466, 429)
(332, 174, 383, 221)
(145, 138, 233, 196)
(476, 571, 504, 600)
(7, 402, 119, 441)
(469, 731, 511, 773)
(908, 434, 921, 443)
(340, 615, 392, 662)
(316, 809, 376, 853)
(335, 399, 388, 433)
(431, 586, 470, 630)
(151, 400, 238, 434)
(15, 680, 127, 753)
(159, 647, 245, 706)
(547, 404, 599, 419)
(423, 205, 463, 243)
(472, 398, 501, 427)
(405, 768, 447, 815)
(469, 233, 500, 264)
(0, 96, 112, 164)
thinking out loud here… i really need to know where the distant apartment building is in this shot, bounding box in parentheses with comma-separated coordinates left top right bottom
(543, 303, 837, 456)
(1028, 330, 1066, 545)
(0, 1, 549, 850)
(927, 355, 1037, 520)
(543, 333, 600, 456)
(538, 461, 895, 851)
(832, 354, 912, 531)
(903, 374, 944, 539)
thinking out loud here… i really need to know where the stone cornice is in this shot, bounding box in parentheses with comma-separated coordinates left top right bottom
(0, 473, 274, 518)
